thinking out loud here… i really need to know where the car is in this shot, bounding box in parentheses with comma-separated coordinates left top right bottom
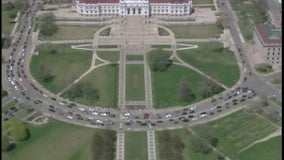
(67, 115, 73, 119)
(209, 112, 215, 115)
(19, 78, 23, 82)
(157, 120, 163, 123)
(216, 106, 222, 109)
(14, 86, 19, 90)
(51, 97, 56, 101)
(182, 112, 187, 115)
(182, 119, 189, 122)
(92, 111, 98, 116)
(59, 101, 66, 105)
(26, 96, 30, 100)
(42, 94, 48, 97)
(165, 113, 172, 118)
(11, 81, 15, 86)
(49, 105, 54, 108)
(124, 112, 131, 117)
(101, 112, 107, 116)
(87, 116, 94, 120)
(188, 115, 194, 119)
(96, 120, 103, 124)
(49, 109, 55, 113)
(78, 107, 85, 111)
(88, 108, 95, 112)
(217, 109, 222, 113)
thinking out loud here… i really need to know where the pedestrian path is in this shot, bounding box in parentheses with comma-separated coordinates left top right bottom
(116, 132, 125, 160)
(147, 130, 157, 160)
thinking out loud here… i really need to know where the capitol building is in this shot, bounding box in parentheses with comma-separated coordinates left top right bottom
(75, 0, 193, 16)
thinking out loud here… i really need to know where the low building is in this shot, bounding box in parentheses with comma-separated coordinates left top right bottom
(253, 23, 282, 65)
(75, 0, 193, 17)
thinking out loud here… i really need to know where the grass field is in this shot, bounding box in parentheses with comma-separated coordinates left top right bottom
(229, 0, 268, 41)
(126, 65, 145, 101)
(168, 25, 223, 39)
(236, 136, 281, 160)
(97, 45, 118, 48)
(2, 120, 97, 160)
(45, 26, 101, 40)
(177, 42, 240, 87)
(151, 45, 171, 49)
(63, 64, 118, 108)
(192, 0, 213, 4)
(268, 97, 282, 107)
(30, 44, 92, 93)
(1, 10, 16, 36)
(152, 64, 220, 108)
(126, 55, 144, 61)
(2, 101, 16, 113)
(125, 132, 148, 160)
(156, 129, 218, 160)
(97, 51, 120, 62)
(197, 109, 278, 157)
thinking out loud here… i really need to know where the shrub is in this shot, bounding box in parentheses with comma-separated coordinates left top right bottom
(255, 63, 273, 73)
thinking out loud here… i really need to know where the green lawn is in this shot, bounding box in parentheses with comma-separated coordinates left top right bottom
(63, 64, 118, 108)
(45, 26, 101, 40)
(30, 44, 92, 93)
(229, 0, 268, 41)
(192, 0, 213, 4)
(126, 55, 144, 61)
(151, 45, 171, 49)
(152, 64, 221, 108)
(177, 42, 240, 87)
(126, 65, 145, 101)
(198, 109, 278, 158)
(156, 129, 218, 160)
(2, 101, 16, 113)
(236, 136, 281, 160)
(168, 25, 223, 39)
(125, 132, 148, 160)
(2, 120, 98, 160)
(97, 51, 120, 62)
(1, 10, 16, 36)
(97, 45, 118, 48)
(268, 97, 282, 107)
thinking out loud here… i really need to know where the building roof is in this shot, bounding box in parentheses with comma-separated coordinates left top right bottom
(255, 23, 282, 44)
(79, 0, 188, 3)
(149, 0, 188, 3)
(79, 0, 119, 4)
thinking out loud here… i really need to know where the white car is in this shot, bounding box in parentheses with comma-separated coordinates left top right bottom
(96, 120, 103, 124)
(19, 78, 23, 82)
(8, 77, 11, 81)
(42, 94, 48, 97)
(88, 116, 94, 120)
(100, 112, 107, 116)
(11, 81, 15, 86)
(88, 108, 95, 112)
(14, 86, 18, 91)
(165, 113, 172, 118)
(21, 59, 25, 63)
(92, 111, 98, 116)
(67, 115, 73, 120)
(59, 102, 65, 105)
(190, 106, 196, 110)
(78, 107, 85, 111)
(124, 112, 131, 117)
(192, 117, 198, 121)
(200, 114, 208, 118)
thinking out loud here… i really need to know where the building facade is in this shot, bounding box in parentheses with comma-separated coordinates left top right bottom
(253, 23, 282, 65)
(75, 0, 193, 16)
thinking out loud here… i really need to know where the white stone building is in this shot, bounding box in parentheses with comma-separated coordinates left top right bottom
(253, 23, 282, 65)
(75, 0, 193, 16)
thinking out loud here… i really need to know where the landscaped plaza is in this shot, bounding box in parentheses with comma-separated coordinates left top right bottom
(1, 0, 281, 160)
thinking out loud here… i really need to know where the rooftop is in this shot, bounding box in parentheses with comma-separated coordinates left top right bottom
(78, 0, 189, 3)
(255, 23, 282, 44)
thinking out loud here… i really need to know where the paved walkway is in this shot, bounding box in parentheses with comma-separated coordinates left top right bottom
(116, 132, 125, 160)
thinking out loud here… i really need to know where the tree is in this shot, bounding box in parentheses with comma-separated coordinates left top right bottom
(65, 84, 84, 100)
(39, 13, 58, 36)
(200, 78, 223, 98)
(3, 2, 15, 10)
(10, 122, 29, 141)
(193, 125, 219, 147)
(2, 135, 15, 151)
(190, 137, 212, 154)
(8, 10, 18, 18)
(147, 49, 172, 72)
(178, 77, 195, 102)
(39, 65, 55, 83)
